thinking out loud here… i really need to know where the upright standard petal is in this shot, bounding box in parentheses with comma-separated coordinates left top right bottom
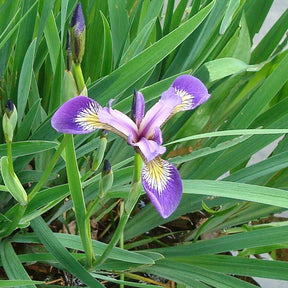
(51, 96, 103, 134)
(131, 90, 145, 127)
(141, 157, 182, 218)
(139, 93, 181, 139)
(165, 75, 210, 113)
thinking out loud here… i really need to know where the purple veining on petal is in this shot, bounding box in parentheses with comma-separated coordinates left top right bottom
(141, 158, 182, 218)
(51, 96, 102, 134)
(71, 2, 85, 34)
(152, 127, 163, 146)
(98, 101, 138, 141)
(171, 75, 210, 110)
(132, 137, 166, 163)
(139, 93, 181, 139)
(131, 90, 145, 127)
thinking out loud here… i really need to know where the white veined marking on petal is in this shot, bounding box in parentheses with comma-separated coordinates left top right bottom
(74, 101, 102, 131)
(142, 157, 173, 196)
(174, 88, 194, 112)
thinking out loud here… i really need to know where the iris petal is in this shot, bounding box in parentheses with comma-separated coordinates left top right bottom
(166, 75, 210, 113)
(139, 93, 181, 139)
(132, 90, 145, 127)
(98, 100, 138, 141)
(51, 96, 103, 134)
(132, 137, 166, 163)
(141, 157, 182, 218)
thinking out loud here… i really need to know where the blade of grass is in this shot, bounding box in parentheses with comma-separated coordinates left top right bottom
(1, 240, 36, 288)
(182, 180, 288, 209)
(17, 38, 36, 125)
(88, 1, 214, 103)
(30, 216, 104, 288)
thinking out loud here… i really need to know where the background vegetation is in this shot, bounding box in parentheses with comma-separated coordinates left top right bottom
(0, 0, 288, 287)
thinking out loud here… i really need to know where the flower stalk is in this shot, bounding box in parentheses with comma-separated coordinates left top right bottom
(65, 134, 95, 267)
(86, 159, 113, 220)
(96, 152, 142, 265)
(60, 2, 94, 267)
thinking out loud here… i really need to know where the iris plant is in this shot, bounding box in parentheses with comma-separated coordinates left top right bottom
(52, 75, 210, 218)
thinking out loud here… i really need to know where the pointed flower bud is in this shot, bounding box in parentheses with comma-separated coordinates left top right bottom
(6, 99, 14, 114)
(3, 100, 17, 142)
(70, 2, 86, 64)
(66, 30, 72, 71)
(132, 89, 145, 127)
(102, 159, 112, 176)
(1, 156, 27, 206)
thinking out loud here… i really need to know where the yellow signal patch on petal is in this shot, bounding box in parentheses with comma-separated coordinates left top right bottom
(142, 157, 173, 196)
(173, 88, 194, 113)
(74, 101, 104, 131)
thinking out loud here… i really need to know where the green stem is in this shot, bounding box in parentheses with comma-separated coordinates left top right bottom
(96, 153, 142, 266)
(6, 142, 13, 173)
(86, 197, 101, 221)
(28, 135, 70, 201)
(119, 201, 125, 288)
(65, 134, 95, 267)
(73, 63, 86, 94)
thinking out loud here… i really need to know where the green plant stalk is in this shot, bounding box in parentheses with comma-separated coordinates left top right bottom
(120, 200, 125, 288)
(73, 63, 86, 95)
(96, 152, 142, 265)
(28, 135, 70, 201)
(65, 134, 95, 267)
(0, 141, 27, 238)
(82, 134, 107, 181)
(6, 142, 13, 173)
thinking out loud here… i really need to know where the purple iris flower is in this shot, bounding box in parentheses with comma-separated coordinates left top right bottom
(51, 75, 210, 218)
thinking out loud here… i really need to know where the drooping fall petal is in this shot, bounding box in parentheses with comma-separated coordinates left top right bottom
(164, 75, 210, 113)
(141, 157, 182, 218)
(51, 96, 103, 134)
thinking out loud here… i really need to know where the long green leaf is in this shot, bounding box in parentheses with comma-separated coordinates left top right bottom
(0, 141, 58, 158)
(0, 280, 44, 287)
(179, 255, 288, 281)
(88, 1, 214, 103)
(141, 259, 257, 288)
(17, 38, 36, 124)
(30, 217, 105, 288)
(154, 225, 288, 258)
(1, 240, 36, 288)
(167, 128, 288, 145)
(182, 180, 288, 209)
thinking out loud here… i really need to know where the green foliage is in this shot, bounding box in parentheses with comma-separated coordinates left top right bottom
(0, 0, 288, 287)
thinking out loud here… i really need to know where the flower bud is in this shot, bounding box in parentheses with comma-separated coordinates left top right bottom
(2, 100, 17, 142)
(102, 159, 112, 176)
(66, 30, 72, 71)
(1, 156, 27, 206)
(70, 2, 86, 64)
